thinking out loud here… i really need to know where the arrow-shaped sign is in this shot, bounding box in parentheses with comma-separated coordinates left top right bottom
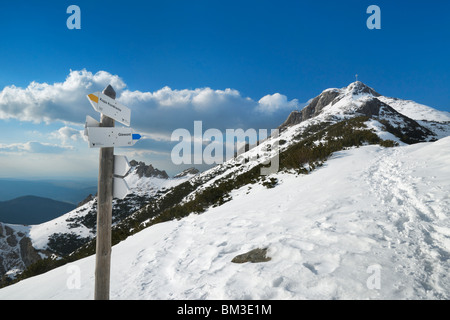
(112, 155, 131, 199)
(86, 127, 142, 148)
(113, 177, 130, 199)
(84, 115, 100, 137)
(114, 155, 131, 177)
(87, 92, 131, 126)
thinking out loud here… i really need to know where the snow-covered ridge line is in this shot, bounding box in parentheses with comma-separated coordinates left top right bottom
(179, 81, 443, 203)
(377, 96, 450, 122)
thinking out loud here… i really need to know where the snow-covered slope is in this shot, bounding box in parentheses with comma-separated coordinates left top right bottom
(124, 171, 194, 198)
(27, 163, 196, 251)
(1, 137, 449, 300)
(376, 96, 450, 140)
(0, 162, 197, 280)
(377, 96, 450, 122)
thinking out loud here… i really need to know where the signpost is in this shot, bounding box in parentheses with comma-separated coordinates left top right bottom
(84, 85, 141, 300)
(114, 155, 131, 177)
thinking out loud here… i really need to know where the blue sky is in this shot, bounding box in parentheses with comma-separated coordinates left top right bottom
(0, 0, 449, 178)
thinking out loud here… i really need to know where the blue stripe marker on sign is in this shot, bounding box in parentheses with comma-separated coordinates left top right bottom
(132, 134, 142, 140)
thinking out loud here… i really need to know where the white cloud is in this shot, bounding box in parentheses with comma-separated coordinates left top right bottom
(0, 69, 126, 124)
(120, 86, 245, 110)
(0, 69, 300, 132)
(50, 126, 83, 144)
(0, 141, 72, 154)
(256, 93, 300, 114)
(118, 85, 288, 137)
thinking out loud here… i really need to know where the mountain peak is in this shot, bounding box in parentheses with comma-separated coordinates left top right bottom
(278, 80, 446, 143)
(129, 160, 169, 179)
(344, 81, 380, 97)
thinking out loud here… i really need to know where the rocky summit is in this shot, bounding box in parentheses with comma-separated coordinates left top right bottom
(279, 81, 444, 144)
(129, 160, 169, 179)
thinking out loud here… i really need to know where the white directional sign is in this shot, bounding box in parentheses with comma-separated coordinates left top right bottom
(84, 115, 100, 136)
(86, 127, 142, 148)
(87, 92, 131, 126)
(114, 155, 131, 177)
(113, 155, 131, 199)
(113, 177, 130, 199)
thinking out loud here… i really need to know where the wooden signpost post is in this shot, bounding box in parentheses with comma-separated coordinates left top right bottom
(85, 85, 141, 300)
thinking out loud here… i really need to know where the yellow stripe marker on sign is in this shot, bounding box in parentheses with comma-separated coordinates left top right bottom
(88, 93, 99, 104)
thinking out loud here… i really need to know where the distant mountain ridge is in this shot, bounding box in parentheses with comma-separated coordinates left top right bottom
(0, 179, 97, 204)
(0, 196, 76, 225)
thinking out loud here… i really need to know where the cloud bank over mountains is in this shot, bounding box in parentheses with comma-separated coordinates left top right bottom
(0, 69, 302, 177)
(0, 69, 301, 139)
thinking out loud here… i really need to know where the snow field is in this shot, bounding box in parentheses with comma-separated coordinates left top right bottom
(1, 137, 449, 299)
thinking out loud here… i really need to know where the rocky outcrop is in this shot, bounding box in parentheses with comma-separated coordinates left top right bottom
(129, 160, 169, 179)
(0, 223, 45, 281)
(19, 237, 41, 267)
(279, 110, 303, 129)
(301, 89, 341, 120)
(279, 88, 341, 131)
